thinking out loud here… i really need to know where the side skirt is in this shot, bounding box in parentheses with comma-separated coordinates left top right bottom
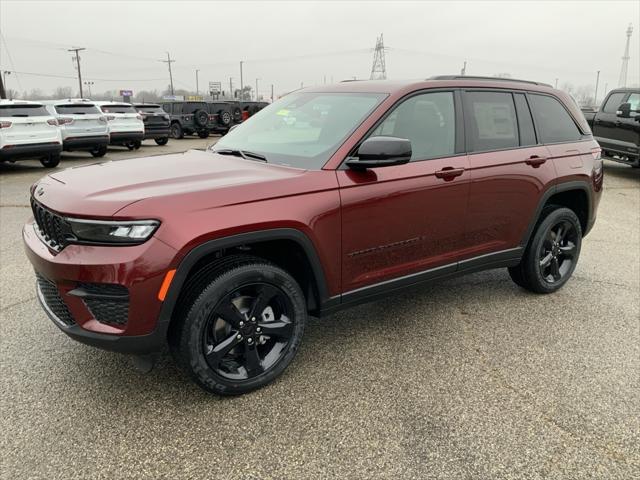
(318, 247, 523, 317)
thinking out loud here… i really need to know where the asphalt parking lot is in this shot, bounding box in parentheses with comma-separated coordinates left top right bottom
(1, 143, 638, 479)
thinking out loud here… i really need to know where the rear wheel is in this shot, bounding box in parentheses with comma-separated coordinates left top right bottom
(508, 207, 582, 293)
(40, 153, 60, 168)
(170, 123, 184, 139)
(198, 130, 210, 139)
(90, 145, 108, 157)
(155, 137, 169, 146)
(171, 258, 307, 395)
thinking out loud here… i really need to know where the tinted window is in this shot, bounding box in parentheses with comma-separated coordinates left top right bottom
(135, 105, 165, 113)
(513, 93, 537, 146)
(0, 104, 49, 116)
(182, 103, 207, 114)
(100, 104, 136, 114)
(54, 104, 100, 114)
(627, 93, 640, 111)
(529, 94, 582, 143)
(371, 91, 455, 161)
(602, 92, 627, 113)
(466, 91, 518, 151)
(213, 92, 385, 169)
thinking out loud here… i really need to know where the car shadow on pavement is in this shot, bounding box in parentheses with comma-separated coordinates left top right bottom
(603, 159, 639, 180)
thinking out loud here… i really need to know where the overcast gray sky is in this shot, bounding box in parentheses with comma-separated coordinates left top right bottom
(1, 0, 638, 99)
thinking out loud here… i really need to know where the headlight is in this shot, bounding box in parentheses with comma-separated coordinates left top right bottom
(66, 218, 160, 245)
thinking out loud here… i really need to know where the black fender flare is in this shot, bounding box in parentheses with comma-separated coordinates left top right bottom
(157, 228, 330, 327)
(520, 180, 593, 248)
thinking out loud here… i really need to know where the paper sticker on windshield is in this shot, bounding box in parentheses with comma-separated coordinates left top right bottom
(276, 109, 290, 116)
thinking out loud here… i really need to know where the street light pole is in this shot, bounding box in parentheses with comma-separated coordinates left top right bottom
(594, 70, 600, 106)
(229, 77, 234, 98)
(239, 61, 244, 100)
(195, 69, 200, 95)
(255, 78, 260, 101)
(271, 84, 274, 102)
(83, 81, 94, 97)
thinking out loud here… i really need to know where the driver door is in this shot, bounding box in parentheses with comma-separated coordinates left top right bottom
(336, 90, 470, 295)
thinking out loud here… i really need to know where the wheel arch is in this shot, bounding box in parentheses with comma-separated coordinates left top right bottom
(158, 228, 330, 329)
(521, 181, 593, 247)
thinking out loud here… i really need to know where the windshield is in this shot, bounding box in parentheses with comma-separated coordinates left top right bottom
(135, 105, 165, 114)
(100, 104, 136, 114)
(0, 105, 49, 116)
(212, 92, 386, 169)
(55, 104, 100, 114)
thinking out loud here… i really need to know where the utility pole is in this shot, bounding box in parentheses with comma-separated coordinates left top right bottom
(160, 52, 175, 95)
(255, 78, 260, 101)
(618, 23, 633, 87)
(0, 71, 6, 99)
(460, 61, 467, 76)
(240, 61, 244, 100)
(68, 47, 86, 98)
(594, 70, 600, 106)
(229, 77, 234, 98)
(195, 69, 200, 95)
(271, 84, 274, 102)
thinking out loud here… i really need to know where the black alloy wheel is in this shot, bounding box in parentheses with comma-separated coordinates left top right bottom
(538, 220, 578, 284)
(203, 283, 295, 380)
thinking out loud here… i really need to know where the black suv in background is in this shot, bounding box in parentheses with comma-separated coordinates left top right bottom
(134, 104, 170, 146)
(161, 101, 233, 139)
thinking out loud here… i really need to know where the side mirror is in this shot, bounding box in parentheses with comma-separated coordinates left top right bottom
(346, 136, 412, 170)
(616, 103, 631, 118)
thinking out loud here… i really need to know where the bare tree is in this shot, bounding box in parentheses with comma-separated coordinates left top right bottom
(52, 86, 74, 99)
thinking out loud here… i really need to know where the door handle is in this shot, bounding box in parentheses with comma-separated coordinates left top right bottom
(525, 155, 547, 168)
(435, 167, 465, 180)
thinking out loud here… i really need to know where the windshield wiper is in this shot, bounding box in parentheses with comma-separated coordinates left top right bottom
(214, 148, 267, 162)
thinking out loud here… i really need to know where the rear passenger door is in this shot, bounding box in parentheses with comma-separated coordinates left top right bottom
(461, 90, 556, 260)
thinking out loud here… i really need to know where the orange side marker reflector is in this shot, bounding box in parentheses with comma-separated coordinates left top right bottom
(157, 269, 176, 301)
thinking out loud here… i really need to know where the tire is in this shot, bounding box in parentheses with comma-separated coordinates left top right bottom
(90, 145, 107, 158)
(170, 256, 307, 396)
(170, 123, 184, 139)
(133, 140, 142, 150)
(155, 137, 169, 146)
(508, 206, 582, 294)
(194, 109, 209, 128)
(125, 142, 135, 151)
(218, 109, 232, 126)
(40, 153, 60, 168)
(198, 130, 210, 139)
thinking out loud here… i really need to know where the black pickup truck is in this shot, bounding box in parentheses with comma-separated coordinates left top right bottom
(583, 88, 640, 167)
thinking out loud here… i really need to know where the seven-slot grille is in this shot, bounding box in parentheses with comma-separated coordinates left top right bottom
(30, 197, 72, 251)
(35, 272, 75, 326)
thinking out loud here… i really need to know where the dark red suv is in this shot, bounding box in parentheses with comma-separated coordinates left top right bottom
(24, 76, 603, 395)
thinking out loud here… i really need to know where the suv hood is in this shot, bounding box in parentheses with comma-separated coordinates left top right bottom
(35, 150, 311, 217)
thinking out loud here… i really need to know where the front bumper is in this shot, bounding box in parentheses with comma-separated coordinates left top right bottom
(63, 135, 110, 151)
(109, 131, 144, 144)
(23, 221, 178, 354)
(0, 142, 61, 160)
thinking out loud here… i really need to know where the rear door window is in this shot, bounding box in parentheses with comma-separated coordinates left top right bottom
(602, 92, 627, 113)
(54, 104, 100, 114)
(182, 103, 207, 114)
(465, 91, 519, 151)
(528, 94, 583, 144)
(0, 105, 49, 117)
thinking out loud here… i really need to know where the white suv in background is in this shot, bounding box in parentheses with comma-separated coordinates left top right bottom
(0, 100, 62, 168)
(43, 99, 110, 158)
(94, 101, 145, 150)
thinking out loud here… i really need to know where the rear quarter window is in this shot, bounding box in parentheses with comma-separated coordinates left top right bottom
(0, 105, 49, 117)
(528, 94, 583, 144)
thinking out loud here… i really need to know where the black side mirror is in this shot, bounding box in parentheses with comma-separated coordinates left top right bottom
(616, 103, 631, 118)
(346, 136, 412, 170)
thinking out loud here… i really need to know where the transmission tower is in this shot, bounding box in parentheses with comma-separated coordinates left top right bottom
(618, 23, 633, 87)
(370, 34, 387, 80)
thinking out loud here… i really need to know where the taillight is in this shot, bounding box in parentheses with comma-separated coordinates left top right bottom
(47, 119, 58, 126)
(106, 115, 116, 121)
(0, 121, 12, 129)
(58, 117, 74, 125)
(590, 147, 602, 161)
(98, 116, 107, 123)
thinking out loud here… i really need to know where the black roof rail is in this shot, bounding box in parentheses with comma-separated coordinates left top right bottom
(429, 75, 553, 88)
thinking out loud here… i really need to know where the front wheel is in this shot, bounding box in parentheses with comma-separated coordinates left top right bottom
(90, 145, 107, 157)
(171, 258, 307, 395)
(508, 207, 582, 293)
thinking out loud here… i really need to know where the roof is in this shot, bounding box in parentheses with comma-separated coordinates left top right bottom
(41, 98, 96, 105)
(0, 99, 43, 106)
(305, 77, 557, 94)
